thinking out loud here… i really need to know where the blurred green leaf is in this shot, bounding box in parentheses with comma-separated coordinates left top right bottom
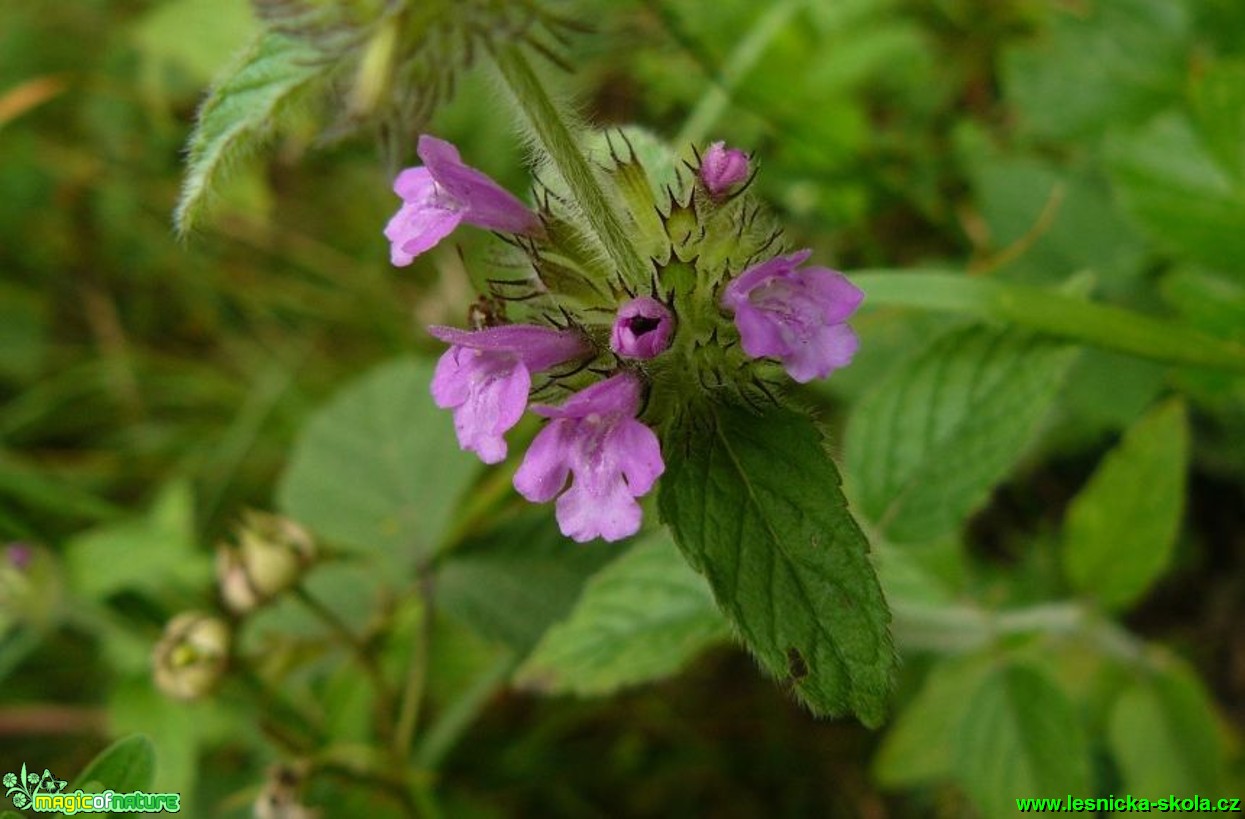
(1108, 656, 1227, 796)
(0, 283, 46, 381)
(875, 657, 992, 787)
(660, 403, 893, 726)
(845, 326, 1077, 543)
(278, 358, 480, 571)
(63, 481, 208, 602)
(175, 32, 327, 235)
(436, 512, 615, 655)
(1002, 0, 1189, 139)
(854, 272, 1245, 372)
(130, 0, 256, 87)
(1190, 60, 1245, 182)
(953, 664, 1090, 817)
(516, 530, 728, 696)
(1108, 113, 1245, 274)
(1162, 268, 1245, 341)
(1062, 399, 1188, 609)
(73, 734, 156, 794)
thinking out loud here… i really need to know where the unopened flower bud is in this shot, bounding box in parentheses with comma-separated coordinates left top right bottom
(218, 512, 316, 614)
(1, 543, 61, 632)
(610, 297, 674, 359)
(699, 141, 750, 197)
(153, 612, 230, 701)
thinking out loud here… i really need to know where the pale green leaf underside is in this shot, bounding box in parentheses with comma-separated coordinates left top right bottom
(175, 32, 327, 235)
(516, 530, 729, 695)
(660, 403, 894, 726)
(1062, 398, 1188, 609)
(846, 326, 1078, 544)
(953, 664, 1090, 817)
(277, 358, 480, 569)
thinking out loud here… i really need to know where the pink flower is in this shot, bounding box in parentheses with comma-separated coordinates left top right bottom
(514, 373, 664, 543)
(385, 135, 541, 266)
(721, 250, 863, 383)
(700, 141, 750, 197)
(610, 297, 674, 359)
(430, 325, 589, 464)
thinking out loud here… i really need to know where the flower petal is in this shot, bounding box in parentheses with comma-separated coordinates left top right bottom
(555, 476, 642, 543)
(418, 135, 539, 235)
(514, 420, 574, 502)
(610, 419, 665, 496)
(804, 267, 865, 324)
(451, 359, 531, 464)
(384, 199, 462, 265)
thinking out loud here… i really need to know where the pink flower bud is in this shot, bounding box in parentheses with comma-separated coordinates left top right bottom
(700, 141, 750, 197)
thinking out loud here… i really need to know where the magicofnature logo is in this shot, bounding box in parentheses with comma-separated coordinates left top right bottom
(3, 763, 180, 814)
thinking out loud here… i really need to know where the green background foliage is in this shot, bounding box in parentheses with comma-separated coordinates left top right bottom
(2, 0, 1243, 817)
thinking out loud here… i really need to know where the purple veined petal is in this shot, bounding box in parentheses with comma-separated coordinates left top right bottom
(417, 135, 540, 235)
(555, 476, 643, 543)
(428, 324, 589, 371)
(532, 372, 642, 420)
(431, 346, 478, 409)
(514, 419, 575, 503)
(804, 267, 865, 324)
(782, 322, 860, 384)
(732, 301, 789, 361)
(384, 198, 464, 266)
(609, 419, 665, 496)
(450, 359, 532, 464)
(722, 250, 814, 308)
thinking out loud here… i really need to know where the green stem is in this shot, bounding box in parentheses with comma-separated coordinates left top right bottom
(676, 0, 804, 147)
(491, 44, 647, 284)
(854, 271, 1245, 373)
(393, 577, 434, 761)
(415, 650, 519, 770)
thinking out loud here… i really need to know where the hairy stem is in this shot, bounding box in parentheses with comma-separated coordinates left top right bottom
(492, 44, 646, 284)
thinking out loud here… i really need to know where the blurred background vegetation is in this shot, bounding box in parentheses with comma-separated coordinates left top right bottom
(2, 0, 1244, 816)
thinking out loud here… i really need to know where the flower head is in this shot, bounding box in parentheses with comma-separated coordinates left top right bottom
(385, 135, 541, 266)
(4, 543, 32, 571)
(610, 297, 674, 359)
(721, 250, 863, 383)
(514, 373, 664, 543)
(153, 612, 230, 701)
(430, 324, 590, 464)
(700, 141, 750, 197)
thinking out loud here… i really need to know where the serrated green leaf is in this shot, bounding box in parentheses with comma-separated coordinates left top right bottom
(436, 512, 616, 655)
(175, 32, 327, 235)
(1002, 0, 1189, 139)
(1062, 399, 1188, 609)
(953, 664, 1090, 817)
(516, 530, 729, 695)
(73, 734, 156, 795)
(1108, 657, 1226, 796)
(875, 657, 992, 788)
(659, 403, 893, 726)
(1107, 113, 1245, 274)
(845, 326, 1077, 544)
(277, 358, 480, 570)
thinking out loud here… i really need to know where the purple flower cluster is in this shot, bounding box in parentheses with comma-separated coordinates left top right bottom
(386, 136, 863, 542)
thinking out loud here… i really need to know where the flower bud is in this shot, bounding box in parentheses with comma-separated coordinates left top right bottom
(699, 141, 750, 197)
(217, 512, 316, 614)
(1, 543, 61, 633)
(610, 297, 674, 359)
(153, 612, 230, 701)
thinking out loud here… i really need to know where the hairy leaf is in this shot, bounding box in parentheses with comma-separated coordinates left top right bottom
(846, 326, 1077, 543)
(175, 32, 327, 235)
(1062, 399, 1188, 609)
(516, 530, 728, 695)
(660, 403, 893, 726)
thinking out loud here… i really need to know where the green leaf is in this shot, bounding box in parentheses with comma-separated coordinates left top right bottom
(1108, 657, 1226, 796)
(1190, 60, 1245, 183)
(516, 530, 729, 695)
(1062, 399, 1188, 609)
(1107, 113, 1245, 274)
(63, 481, 209, 602)
(1001, 0, 1189, 139)
(278, 358, 480, 569)
(659, 403, 893, 726)
(953, 664, 1090, 817)
(845, 326, 1077, 543)
(436, 511, 616, 655)
(73, 734, 156, 794)
(852, 272, 1245, 373)
(874, 656, 992, 788)
(175, 32, 327, 235)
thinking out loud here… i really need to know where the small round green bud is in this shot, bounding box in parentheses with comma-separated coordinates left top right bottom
(217, 512, 316, 614)
(153, 612, 230, 701)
